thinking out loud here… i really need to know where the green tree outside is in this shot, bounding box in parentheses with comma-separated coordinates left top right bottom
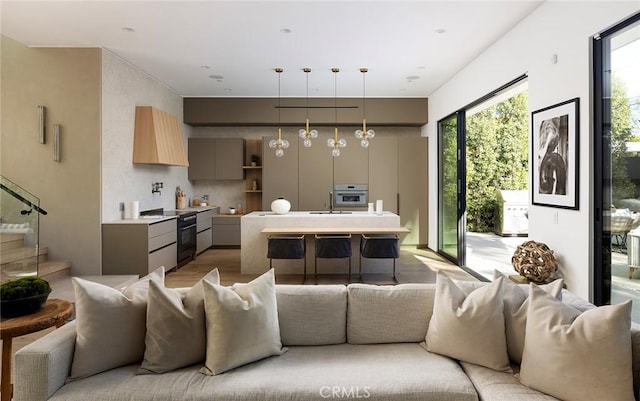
(466, 92, 529, 232)
(611, 74, 636, 204)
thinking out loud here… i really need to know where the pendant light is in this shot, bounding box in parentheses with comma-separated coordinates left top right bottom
(268, 67, 289, 157)
(327, 67, 346, 157)
(354, 67, 375, 147)
(298, 67, 318, 147)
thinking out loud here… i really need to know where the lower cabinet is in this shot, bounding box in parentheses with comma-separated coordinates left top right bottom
(212, 215, 241, 246)
(196, 208, 216, 254)
(102, 219, 177, 276)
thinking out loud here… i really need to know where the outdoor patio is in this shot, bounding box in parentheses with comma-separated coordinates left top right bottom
(465, 231, 640, 322)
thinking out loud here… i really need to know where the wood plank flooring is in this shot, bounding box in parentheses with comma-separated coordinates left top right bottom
(165, 246, 477, 287)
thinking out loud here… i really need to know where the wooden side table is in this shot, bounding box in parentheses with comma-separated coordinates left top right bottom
(1, 299, 73, 401)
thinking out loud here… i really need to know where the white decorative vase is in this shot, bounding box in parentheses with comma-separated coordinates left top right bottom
(271, 198, 291, 214)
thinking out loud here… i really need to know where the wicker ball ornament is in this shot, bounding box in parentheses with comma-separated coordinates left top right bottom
(511, 241, 558, 284)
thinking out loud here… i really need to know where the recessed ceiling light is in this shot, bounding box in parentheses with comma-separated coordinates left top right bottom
(201, 65, 211, 70)
(208, 75, 224, 80)
(435, 28, 446, 34)
(417, 66, 426, 70)
(224, 88, 232, 92)
(406, 75, 420, 80)
(121, 27, 136, 33)
(280, 28, 292, 34)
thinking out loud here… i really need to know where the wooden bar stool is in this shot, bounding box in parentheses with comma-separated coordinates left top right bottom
(267, 235, 306, 279)
(314, 234, 352, 277)
(359, 234, 400, 280)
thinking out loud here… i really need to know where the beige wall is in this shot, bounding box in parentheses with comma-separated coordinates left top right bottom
(1, 35, 101, 275)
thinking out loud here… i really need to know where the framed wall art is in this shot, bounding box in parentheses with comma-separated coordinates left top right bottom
(531, 97, 580, 210)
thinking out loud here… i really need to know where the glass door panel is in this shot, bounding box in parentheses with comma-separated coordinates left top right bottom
(439, 114, 461, 262)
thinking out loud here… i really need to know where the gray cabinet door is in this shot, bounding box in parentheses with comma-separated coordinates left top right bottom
(215, 138, 244, 180)
(299, 129, 334, 211)
(398, 136, 428, 245)
(369, 135, 398, 213)
(333, 130, 369, 185)
(262, 133, 299, 211)
(188, 138, 216, 180)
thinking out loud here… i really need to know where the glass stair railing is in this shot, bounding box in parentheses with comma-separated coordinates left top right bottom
(0, 175, 48, 283)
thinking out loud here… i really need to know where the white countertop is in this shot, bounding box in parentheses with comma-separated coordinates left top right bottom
(244, 211, 396, 218)
(104, 216, 177, 225)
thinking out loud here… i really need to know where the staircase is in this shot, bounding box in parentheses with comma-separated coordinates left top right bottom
(0, 233, 71, 283)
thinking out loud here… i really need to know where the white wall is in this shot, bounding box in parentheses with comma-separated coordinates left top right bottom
(101, 50, 193, 223)
(426, 1, 639, 300)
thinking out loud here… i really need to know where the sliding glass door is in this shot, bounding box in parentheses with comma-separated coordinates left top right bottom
(594, 12, 640, 311)
(438, 113, 465, 265)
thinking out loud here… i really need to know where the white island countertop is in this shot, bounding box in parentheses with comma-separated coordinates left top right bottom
(241, 211, 406, 275)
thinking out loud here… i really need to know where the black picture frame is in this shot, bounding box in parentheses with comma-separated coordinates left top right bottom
(531, 97, 580, 210)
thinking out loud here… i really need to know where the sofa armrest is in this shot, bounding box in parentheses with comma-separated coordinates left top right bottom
(13, 321, 77, 401)
(631, 322, 640, 401)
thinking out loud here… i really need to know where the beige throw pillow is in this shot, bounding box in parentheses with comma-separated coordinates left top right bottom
(69, 267, 164, 380)
(425, 271, 511, 373)
(494, 270, 563, 364)
(138, 269, 220, 374)
(520, 284, 634, 401)
(200, 269, 285, 375)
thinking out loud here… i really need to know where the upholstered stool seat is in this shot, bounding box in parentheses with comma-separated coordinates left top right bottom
(267, 235, 306, 279)
(314, 234, 352, 277)
(359, 234, 400, 280)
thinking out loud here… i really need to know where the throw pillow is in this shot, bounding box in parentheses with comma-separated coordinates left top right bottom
(425, 271, 511, 373)
(200, 269, 286, 375)
(493, 270, 563, 364)
(520, 284, 634, 401)
(138, 268, 220, 374)
(69, 267, 164, 380)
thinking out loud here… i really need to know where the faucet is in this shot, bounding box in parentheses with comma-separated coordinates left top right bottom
(328, 191, 334, 213)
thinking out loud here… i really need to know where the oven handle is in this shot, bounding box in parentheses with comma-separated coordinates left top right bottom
(181, 224, 196, 231)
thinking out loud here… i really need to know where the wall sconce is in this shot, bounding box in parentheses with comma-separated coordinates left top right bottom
(53, 124, 61, 162)
(38, 105, 46, 144)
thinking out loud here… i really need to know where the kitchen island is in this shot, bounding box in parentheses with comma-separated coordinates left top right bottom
(241, 211, 408, 275)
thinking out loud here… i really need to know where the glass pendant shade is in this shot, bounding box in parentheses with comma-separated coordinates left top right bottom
(328, 68, 346, 157)
(298, 68, 317, 147)
(272, 67, 287, 157)
(354, 68, 375, 148)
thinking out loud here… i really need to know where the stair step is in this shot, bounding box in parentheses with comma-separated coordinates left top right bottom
(0, 233, 26, 251)
(0, 246, 48, 266)
(39, 260, 72, 282)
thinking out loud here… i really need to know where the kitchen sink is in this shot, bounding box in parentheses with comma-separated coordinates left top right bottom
(309, 211, 352, 214)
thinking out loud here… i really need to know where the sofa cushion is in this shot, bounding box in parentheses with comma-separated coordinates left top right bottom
(460, 362, 559, 401)
(425, 271, 511, 373)
(347, 283, 435, 344)
(276, 284, 347, 346)
(520, 284, 634, 401)
(201, 269, 286, 375)
(494, 270, 564, 364)
(138, 268, 220, 374)
(69, 267, 164, 380)
(49, 344, 478, 401)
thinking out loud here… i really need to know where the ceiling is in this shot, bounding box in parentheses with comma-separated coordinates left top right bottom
(1, 1, 543, 98)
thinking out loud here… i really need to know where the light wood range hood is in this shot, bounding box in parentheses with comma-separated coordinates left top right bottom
(133, 106, 189, 166)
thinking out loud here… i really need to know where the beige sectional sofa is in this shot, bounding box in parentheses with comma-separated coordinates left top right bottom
(14, 274, 640, 401)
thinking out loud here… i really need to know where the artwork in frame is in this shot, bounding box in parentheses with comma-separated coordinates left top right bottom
(531, 97, 580, 210)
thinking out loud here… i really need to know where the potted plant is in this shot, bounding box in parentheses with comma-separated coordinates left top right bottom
(0, 276, 52, 318)
(250, 154, 260, 166)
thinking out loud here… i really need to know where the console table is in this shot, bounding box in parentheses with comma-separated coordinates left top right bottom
(1, 299, 73, 401)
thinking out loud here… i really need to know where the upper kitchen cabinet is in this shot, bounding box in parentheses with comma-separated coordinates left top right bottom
(215, 138, 244, 180)
(188, 138, 244, 180)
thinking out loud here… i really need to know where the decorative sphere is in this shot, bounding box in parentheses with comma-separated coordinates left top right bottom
(271, 198, 291, 214)
(511, 240, 559, 284)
